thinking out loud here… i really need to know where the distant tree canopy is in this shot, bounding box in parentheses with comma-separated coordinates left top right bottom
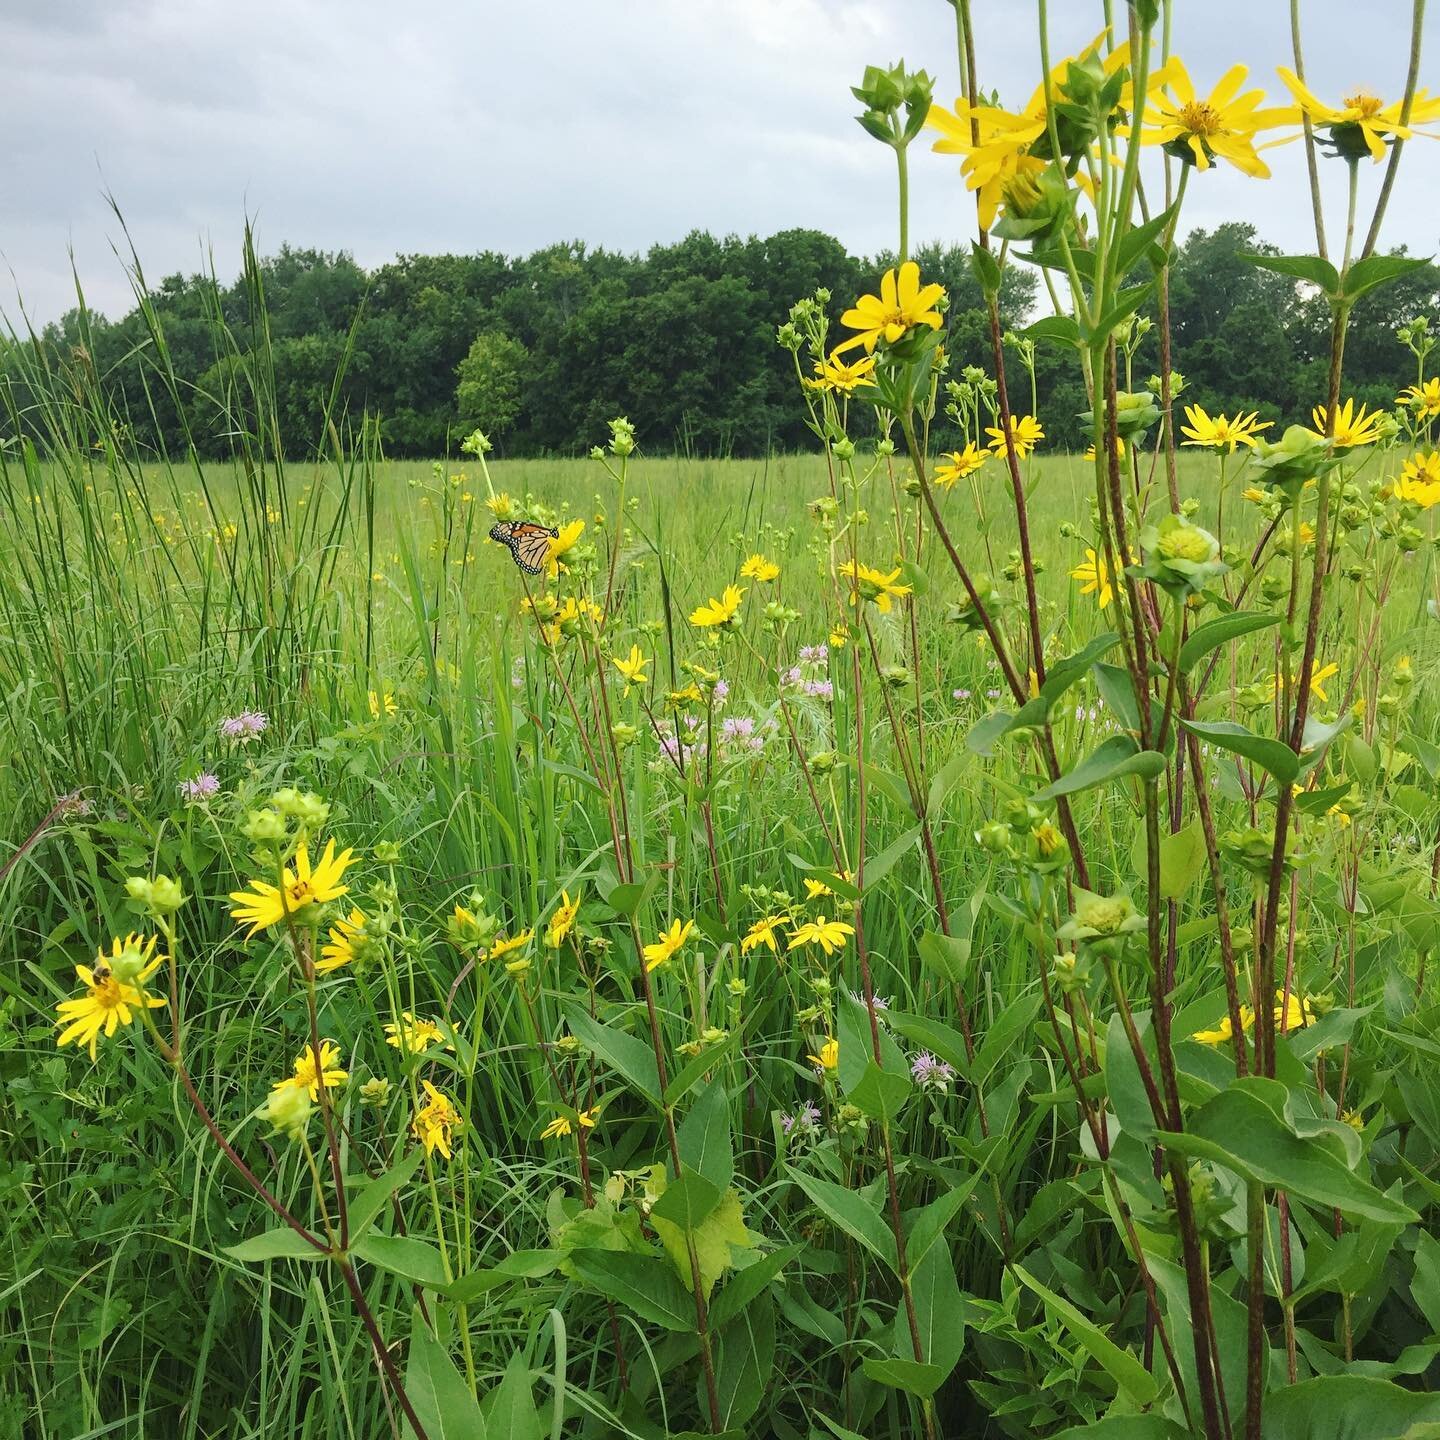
(4, 223, 1436, 459)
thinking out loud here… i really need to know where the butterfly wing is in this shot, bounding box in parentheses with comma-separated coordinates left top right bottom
(489, 521, 557, 576)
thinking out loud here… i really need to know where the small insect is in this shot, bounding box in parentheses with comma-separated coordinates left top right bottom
(488, 520, 558, 575)
(91, 962, 112, 985)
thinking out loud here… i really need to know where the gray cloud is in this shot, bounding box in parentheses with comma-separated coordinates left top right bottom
(2, 0, 1435, 326)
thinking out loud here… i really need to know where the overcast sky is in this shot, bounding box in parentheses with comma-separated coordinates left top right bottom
(2, 0, 1435, 327)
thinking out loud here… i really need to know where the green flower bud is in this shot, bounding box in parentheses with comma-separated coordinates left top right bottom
(263, 1083, 314, 1141)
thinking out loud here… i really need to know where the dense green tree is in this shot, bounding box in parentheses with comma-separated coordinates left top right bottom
(2, 223, 1432, 460)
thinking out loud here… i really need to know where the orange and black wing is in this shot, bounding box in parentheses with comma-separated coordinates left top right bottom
(489, 521, 558, 575)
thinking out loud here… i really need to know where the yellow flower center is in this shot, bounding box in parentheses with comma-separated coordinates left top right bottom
(1343, 91, 1383, 118)
(1179, 101, 1224, 136)
(287, 879, 313, 906)
(91, 974, 126, 1010)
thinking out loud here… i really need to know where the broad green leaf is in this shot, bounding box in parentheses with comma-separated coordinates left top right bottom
(846, 1061, 912, 1122)
(650, 1166, 723, 1230)
(569, 1248, 696, 1331)
(916, 929, 972, 986)
(1342, 252, 1433, 304)
(224, 1228, 327, 1263)
(481, 1351, 542, 1440)
(1054, 1420, 1188, 1440)
(890, 1242, 964, 1384)
(403, 1309, 488, 1440)
(885, 1010, 972, 1080)
(1262, 1375, 1440, 1438)
(1181, 717, 1298, 786)
(1012, 1263, 1158, 1405)
(563, 1005, 661, 1104)
(709, 1243, 804, 1329)
(1178, 609, 1280, 673)
(651, 1187, 754, 1297)
(1004, 632, 1121, 732)
(445, 1250, 557, 1303)
(966, 709, 1016, 756)
(1104, 1012, 1157, 1143)
(1159, 1085, 1418, 1223)
(347, 1146, 425, 1242)
(664, 1029, 740, 1106)
(1244, 251, 1341, 295)
(1130, 817, 1206, 900)
(1025, 313, 1081, 347)
(1032, 735, 1166, 801)
(676, 1075, 734, 1192)
(904, 1181, 979, 1272)
(710, 1290, 773, 1428)
(789, 1169, 896, 1271)
(861, 823, 921, 891)
(354, 1233, 450, 1288)
(860, 1356, 948, 1398)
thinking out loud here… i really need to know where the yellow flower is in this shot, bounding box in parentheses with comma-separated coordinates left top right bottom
(1308, 662, 1339, 704)
(933, 443, 988, 489)
(1396, 451, 1440, 508)
(1242, 486, 1269, 504)
(838, 261, 945, 354)
(412, 1081, 460, 1159)
(741, 915, 786, 954)
(317, 907, 367, 974)
(1277, 68, 1440, 162)
(985, 414, 1045, 459)
(1140, 59, 1296, 176)
(803, 872, 852, 900)
(1399, 379, 1440, 419)
(55, 935, 165, 1061)
(1071, 548, 1121, 610)
(1312, 398, 1384, 448)
(541, 1107, 598, 1141)
(612, 644, 649, 688)
(1273, 990, 1316, 1030)
(807, 1037, 840, 1071)
(838, 559, 912, 614)
(1082, 436, 1126, 463)
(545, 889, 581, 949)
(546, 519, 585, 579)
(828, 628, 849, 649)
(485, 492, 515, 520)
(368, 690, 397, 720)
(384, 1012, 447, 1055)
(275, 1041, 347, 1101)
(485, 929, 533, 963)
(1192, 1009, 1253, 1045)
(740, 553, 780, 582)
(1180, 404, 1272, 451)
(643, 918, 695, 973)
(787, 914, 855, 957)
(667, 682, 704, 708)
(689, 584, 745, 628)
(805, 351, 877, 393)
(229, 839, 356, 937)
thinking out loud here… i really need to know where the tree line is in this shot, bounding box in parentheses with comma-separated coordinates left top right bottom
(3, 223, 1435, 459)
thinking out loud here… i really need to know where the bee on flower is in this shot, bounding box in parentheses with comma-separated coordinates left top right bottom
(55, 934, 166, 1061)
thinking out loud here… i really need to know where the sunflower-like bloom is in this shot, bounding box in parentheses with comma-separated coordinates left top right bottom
(643, 919, 695, 974)
(689, 584, 745, 629)
(540, 1107, 598, 1141)
(1193, 1008, 1253, 1046)
(274, 1040, 348, 1100)
(985, 414, 1045, 458)
(317, 907, 367, 974)
(384, 1012, 447, 1054)
(838, 262, 944, 354)
(1082, 437, 1126, 463)
(611, 645, 649, 689)
(807, 1037, 840, 1071)
(1139, 59, 1296, 176)
(485, 929, 533, 963)
(1180, 404, 1272, 451)
(412, 1081, 461, 1159)
(545, 889, 581, 949)
(229, 839, 355, 937)
(933, 443, 989, 489)
(740, 553, 780, 582)
(1070, 549, 1123, 610)
(804, 351, 877, 393)
(1311, 398, 1385, 448)
(1277, 69, 1440, 162)
(787, 915, 855, 957)
(545, 519, 585, 580)
(838, 560, 912, 614)
(55, 934, 166, 1061)
(1400, 378, 1440, 420)
(741, 914, 786, 954)
(1396, 450, 1440, 508)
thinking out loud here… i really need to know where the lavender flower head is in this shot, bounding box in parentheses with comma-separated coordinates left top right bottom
(712, 679, 730, 704)
(804, 679, 834, 701)
(219, 710, 268, 744)
(953, 688, 972, 701)
(179, 772, 220, 805)
(798, 644, 829, 665)
(910, 1050, 956, 1091)
(780, 1101, 822, 1137)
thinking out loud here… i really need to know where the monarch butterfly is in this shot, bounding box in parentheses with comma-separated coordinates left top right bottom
(489, 520, 558, 575)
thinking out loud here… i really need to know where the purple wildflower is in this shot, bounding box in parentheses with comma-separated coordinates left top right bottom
(219, 710, 268, 744)
(713, 679, 730, 703)
(779, 665, 803, 688)
(798, 644, 829, 665)
(911, 1051, 956, 1090)
(804, 680, 834, 701)
(179, 772, 220, 805)
(952, 688, 972, 701)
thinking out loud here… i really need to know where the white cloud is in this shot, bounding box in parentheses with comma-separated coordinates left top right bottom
(1, 0, 1434, 325)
